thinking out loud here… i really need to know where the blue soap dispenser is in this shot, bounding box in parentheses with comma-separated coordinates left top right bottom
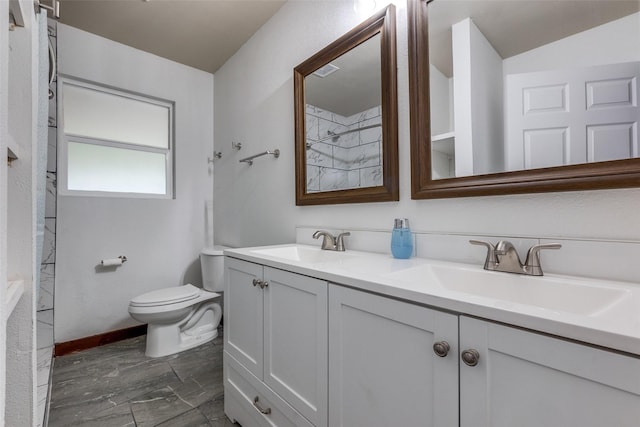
(391, 218, 413, 259)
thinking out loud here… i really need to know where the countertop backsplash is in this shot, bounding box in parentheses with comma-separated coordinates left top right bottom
(295, 226, 640, 284)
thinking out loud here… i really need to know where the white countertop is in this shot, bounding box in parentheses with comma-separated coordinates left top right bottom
(224, 244, 640, 356)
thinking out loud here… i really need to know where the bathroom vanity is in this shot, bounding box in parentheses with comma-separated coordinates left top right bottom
(223, 245, 640, 427)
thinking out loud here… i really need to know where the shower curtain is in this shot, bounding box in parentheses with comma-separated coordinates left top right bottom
(34, 11, 49, 302)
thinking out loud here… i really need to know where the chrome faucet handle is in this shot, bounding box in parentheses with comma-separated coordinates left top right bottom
(524, 243, 561, 276)
(335, 232, 351, 252)
(313, 230, 337, 250)
(469, 240, 498, 270)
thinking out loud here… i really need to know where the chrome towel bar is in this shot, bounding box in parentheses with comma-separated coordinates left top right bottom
(307, 123, 382, 147)
(239, 149, 280, 166)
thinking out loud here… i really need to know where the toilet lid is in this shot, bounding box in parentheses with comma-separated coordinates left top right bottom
(130, 284, 200, 307)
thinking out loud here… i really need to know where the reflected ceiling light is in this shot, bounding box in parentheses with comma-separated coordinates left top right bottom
(354, 0, 393, 18)
(354, 0, 377, 17)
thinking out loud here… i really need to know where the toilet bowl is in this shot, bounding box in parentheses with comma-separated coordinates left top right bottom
(128, 246, 226, 357)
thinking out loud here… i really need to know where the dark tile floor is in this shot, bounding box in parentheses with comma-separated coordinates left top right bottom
(48, 329, 238, 426)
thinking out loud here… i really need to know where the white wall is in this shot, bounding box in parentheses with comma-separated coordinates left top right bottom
(452, 18, 503, 177)
(0, 4, 8, 421)
(55, 24, 214, 342)
(213, 0, 640, 255)
(2, 1, 45, 423)
(467, 19, 503, 176)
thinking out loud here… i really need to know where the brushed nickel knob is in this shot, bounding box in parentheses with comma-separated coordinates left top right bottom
(461, 349, 480, 366)
(261, 280, 269, 289)
(252, 279, 261, 287)
(433, 341, 450, 357)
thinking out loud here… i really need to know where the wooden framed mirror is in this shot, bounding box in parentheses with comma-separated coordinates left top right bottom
(294, 5, 398, 206)
(408, 0, 640, 199)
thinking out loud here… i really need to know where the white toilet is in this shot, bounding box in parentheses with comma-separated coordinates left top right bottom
(128, 246, 226, 357)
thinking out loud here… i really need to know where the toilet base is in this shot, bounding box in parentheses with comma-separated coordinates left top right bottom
(145, 323, 219, 358)
(144, 301, 222, 358)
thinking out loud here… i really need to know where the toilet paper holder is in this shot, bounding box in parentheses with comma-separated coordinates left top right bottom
(100, 255, 127, 266)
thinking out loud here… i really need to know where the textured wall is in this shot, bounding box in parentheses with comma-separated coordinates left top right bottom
(55, 24, 214, 342)
(213, 1, 640, 264)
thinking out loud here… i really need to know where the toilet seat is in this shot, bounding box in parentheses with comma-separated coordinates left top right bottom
(130, 284, 201, 307)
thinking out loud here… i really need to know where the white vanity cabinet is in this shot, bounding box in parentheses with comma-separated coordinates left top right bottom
(328, 284, 459, 427)
(327, 286, 640, 427)
(224, 249, 640, 427)
(224, 257, 328, 427)
(459, 316, 640, 427)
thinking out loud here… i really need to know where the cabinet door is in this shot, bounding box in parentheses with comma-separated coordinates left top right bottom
(263, 267, 328, 427)
(328, 284, 459, 427)
(224, 257, 264, 379)
(460, 316, 640, 427)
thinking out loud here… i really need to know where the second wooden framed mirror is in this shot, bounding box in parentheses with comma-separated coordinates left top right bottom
(294, 5, 398, 206)
(408, 0, 640, 199)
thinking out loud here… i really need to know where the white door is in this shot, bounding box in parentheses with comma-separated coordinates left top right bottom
(328, 284, 459, 427)
(506, 61, 639, 170)
(460, 316, 640, 427)
(263, 267, 328, 427)
(224, 257, 264, 380)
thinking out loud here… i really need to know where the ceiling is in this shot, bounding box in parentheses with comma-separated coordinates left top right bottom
(58, 0, 286, 74)
(57, 0, 639, 92)
(306, 34, 381, 117)
(429, 0, 640, 77)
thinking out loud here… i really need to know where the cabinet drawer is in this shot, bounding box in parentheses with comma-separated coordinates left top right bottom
(224, 351, 315, 427)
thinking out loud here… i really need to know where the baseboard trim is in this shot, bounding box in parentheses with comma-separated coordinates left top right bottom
(54, 325, 147, 357)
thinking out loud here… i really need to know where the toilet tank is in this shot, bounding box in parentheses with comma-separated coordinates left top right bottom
(200, 246, 227, 292)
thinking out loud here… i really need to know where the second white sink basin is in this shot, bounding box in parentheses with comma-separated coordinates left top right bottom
(250, 245, 356, 264)
(386, 263, 632, 317)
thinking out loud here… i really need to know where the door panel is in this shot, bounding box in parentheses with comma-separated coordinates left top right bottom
(587, 122, 637, 162)
(523, 127, 568, 168)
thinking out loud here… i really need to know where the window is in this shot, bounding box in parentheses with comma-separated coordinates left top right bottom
(60, 79, 173, 197)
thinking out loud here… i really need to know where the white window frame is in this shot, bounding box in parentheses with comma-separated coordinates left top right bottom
(58, 77, 175, 199)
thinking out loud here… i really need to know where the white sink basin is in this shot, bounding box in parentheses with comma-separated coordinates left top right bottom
(386, 263, 632, 317)
(250, 245, 356, 264)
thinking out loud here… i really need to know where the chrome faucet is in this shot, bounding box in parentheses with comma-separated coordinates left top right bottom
(470, 240, 561, 276)
(313, 230, 350, 251)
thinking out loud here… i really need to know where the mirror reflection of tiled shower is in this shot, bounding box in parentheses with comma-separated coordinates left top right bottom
(305, 104, 383, 193)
